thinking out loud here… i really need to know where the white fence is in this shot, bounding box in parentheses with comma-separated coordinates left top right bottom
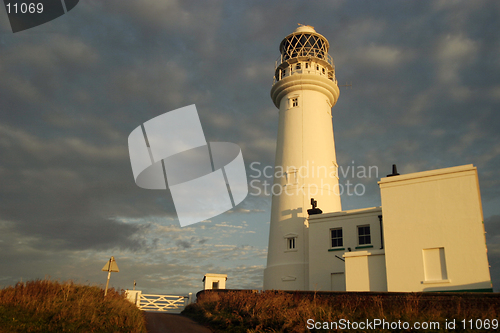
(125, 290, 193, 312)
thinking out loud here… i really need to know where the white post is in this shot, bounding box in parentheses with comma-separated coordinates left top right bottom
(104, 269, 111, 296)
(125, 290, 142, 307)
(188, 292, 192, 304)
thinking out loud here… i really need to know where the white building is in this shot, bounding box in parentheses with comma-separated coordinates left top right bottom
(263, 26, 492, 293)
(203, 273, 227, 290)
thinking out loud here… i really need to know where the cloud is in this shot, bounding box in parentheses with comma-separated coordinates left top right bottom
(357, 45, 407, 68)
(4, 36, 99, 71)
(176, 240, 192, 249)
(435, 34, 477, 84)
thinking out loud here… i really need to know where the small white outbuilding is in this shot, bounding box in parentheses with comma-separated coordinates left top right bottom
(203, 273, 227, 290)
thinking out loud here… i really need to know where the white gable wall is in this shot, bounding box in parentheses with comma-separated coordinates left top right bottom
(379, 164, 492, 292)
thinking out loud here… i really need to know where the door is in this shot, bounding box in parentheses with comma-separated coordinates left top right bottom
(331, 272, 346, 291)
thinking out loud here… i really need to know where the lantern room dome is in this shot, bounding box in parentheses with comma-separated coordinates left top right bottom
(293, 25, 316, 34)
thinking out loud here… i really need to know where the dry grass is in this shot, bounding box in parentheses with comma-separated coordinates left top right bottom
(0, 279, 147, 333)
(183, 290, 500, 332)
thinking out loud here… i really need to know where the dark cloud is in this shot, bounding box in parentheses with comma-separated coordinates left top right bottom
(485, 215, 500, 239)
(176, 240, 192, 249)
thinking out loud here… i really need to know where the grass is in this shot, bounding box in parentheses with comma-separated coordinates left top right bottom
(183, 290, 500, 332)
(0, 279, 147, 333)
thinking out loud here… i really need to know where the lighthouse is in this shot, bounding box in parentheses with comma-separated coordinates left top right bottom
(263, 25, 342, 290)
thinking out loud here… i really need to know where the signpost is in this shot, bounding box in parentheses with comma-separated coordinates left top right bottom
(102, 256, 119, 296)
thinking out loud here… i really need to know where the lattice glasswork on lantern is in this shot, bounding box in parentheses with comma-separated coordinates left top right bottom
(273, 26, 337, 84)
(281, 33, 329, 61)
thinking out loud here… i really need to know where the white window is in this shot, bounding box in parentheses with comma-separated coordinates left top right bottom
(295, 63, 301, 70)
(284, 233, 298, 251)
(357, 225, 371, 245)
(291, 97, 298, 107)
(331, 228, 343, 248)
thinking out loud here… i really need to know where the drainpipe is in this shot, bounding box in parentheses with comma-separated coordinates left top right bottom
(378, 215, 384, 249)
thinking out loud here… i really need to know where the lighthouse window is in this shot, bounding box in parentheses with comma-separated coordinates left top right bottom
(296, 63, 301, 70)
(305, 63, 309, 68)
(291, 97, 298, 107)
(331, 228, 343, 248)
(281, 69, 286, 78)
(287, 237, 296, 250)
(357, 225, 371, 245)
(316, 65, 320, 71)
(322, 68, 325, 74)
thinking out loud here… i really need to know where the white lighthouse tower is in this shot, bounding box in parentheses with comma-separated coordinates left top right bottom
(263, 25, 342, 290)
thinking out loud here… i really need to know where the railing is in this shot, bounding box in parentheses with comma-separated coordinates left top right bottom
(125, 290, 193, 312)
(272, 66, 337, 86)
(275, 51, 335, 69)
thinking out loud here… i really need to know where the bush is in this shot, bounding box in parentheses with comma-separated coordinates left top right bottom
(0, 279, 147, 333)
(183, 290, 500, 332)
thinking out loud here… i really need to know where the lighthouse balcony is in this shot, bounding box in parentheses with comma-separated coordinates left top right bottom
(276, 49, 334, 67)
(273, 58, 337, 85)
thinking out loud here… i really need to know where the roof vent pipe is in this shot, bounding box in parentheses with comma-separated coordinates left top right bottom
(386, 164, 400, 177)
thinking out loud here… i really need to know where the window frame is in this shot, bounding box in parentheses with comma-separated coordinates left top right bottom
(357, 225, 371, 246)
(330, 227, 343, 248)
(284, 233, 298, 252)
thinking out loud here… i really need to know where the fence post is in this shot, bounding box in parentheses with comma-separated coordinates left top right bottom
(125, 290, 142, 308)
(188, 292, 193, 305)
(136, 290, 142, 307)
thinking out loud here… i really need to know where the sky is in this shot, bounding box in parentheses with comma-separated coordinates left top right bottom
(1, 0, 500, 294)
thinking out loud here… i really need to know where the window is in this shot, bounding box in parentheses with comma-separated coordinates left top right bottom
(305, 63, 309, 68)
(281, 69, 286, 78)
(212, 281, 219, 289)
(331, 228, 343, 248)
(286, 167, 298, 185)
(357, 225, 371, 245)
(291, 97, 298, 107)
(284, 233, 298, 251)
(322, 68, 325, 74)
(423, 248, 448, 281)
(295, 63, 301, 70)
